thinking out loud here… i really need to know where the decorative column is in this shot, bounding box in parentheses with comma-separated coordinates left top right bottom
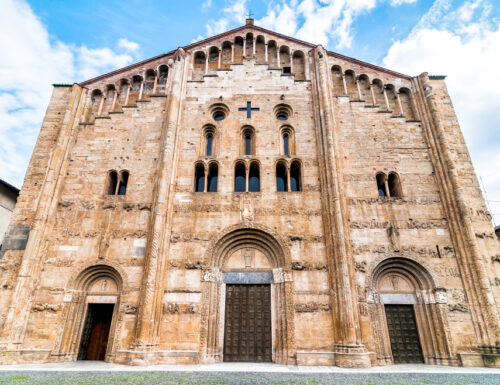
(130, 51, 189, 364)
(342, 75, 348, 95)
(231, 43, 234, 63)
(138, 81, 144, 100)
(152, 75, 158, 94)
(277, 47, 280, 68)
(290, 50, 294, 74)
(396, 92, 404, 116)
(369, 83, 376, 106)
(205, 53, 209, 74)
(218, 50, 221, 69)
(110, 90, 118, 112)
(253, 37, 256, 57)
(124, 84, 131, 105)
(265, 43, 268, 63)
(97, 94, 105, 116)
(355, 79, 362, 100)
(243, 38, 246, 58)
(310, 46, 371, 368)
(382, 87, 390, 111)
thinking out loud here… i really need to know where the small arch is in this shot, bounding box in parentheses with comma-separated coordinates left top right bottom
(357, 74, 371, 101)
(208, 46, 219, 72)
(193, 51, 206, 80)
(385, 84, 398, 112)
(248, 161, 260, 192)
(399, 87, 415, 120)
(221, 41, 232, 68)
(234, 36, 244, 64)
(144, 69, 156, 93)
(372, 79, 385, 106)
(344, 70, 357, 99)
(268, 40, 277, 67)
(377, 172, 388, 197)
(158, 65, 169, 92)
(106, 170, 118, 195)
(255, 35, 265, 63)
(195, 162, 205, 192)
(241, 126, 255, 156)
(280, 46, 291, 74)
(130, 75, 143, 104)
(234, 162, 246, 192)
(276, 161, 288, 192)
(292, 51, 305, 80)
(118, 79, 130, 103)
(331, 65, 344, 95)
(117, 170, 129, 195)
(290, 160, 301, 192)
(207, 162, 218, 192)
(388, 172, 402, 198)
(245, 32, 254, 57)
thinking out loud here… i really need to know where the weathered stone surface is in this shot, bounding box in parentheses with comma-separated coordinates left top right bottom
(0, 22, 499, 368)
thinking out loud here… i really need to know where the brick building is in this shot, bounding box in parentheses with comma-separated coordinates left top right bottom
(1, 20, 500, 367)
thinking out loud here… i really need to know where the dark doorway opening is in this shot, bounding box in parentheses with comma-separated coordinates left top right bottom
(223, 284, 272, 362)
(385, 304, 424, 363)
(78, 303, 114, 361)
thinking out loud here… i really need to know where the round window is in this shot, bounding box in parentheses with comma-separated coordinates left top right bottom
(213, 111, 225, 121)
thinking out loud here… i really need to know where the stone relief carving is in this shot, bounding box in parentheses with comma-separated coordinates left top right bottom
(449, 303, 469, 313)
(31, 303, 60, 313)
(294, 302, 331, 312)
(201, 268, 222, 282)
(240, 195, 254, 222)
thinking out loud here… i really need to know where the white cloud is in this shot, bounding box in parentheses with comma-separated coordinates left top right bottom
(383, 0, 500, 224)
(202, 0, 213, 10)
(390, 0, 417, 6)
(203, 0, 247, 38)
(0, 0, 138, 188)
(117, 38, 139, 52)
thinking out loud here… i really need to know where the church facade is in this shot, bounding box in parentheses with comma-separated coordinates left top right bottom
(1, 20, 500, 368)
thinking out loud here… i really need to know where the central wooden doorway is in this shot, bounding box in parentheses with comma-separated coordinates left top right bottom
(385, 304, 424, 363)
(78, 304, 114, 360)
(223, 284, 272, 362)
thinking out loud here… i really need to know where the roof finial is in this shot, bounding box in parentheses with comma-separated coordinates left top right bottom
(246, 10, 254, 25)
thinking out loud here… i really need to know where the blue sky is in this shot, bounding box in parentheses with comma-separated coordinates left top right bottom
(1, 0, 500, 223)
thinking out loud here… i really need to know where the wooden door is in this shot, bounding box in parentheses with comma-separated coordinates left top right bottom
(78, 304, 114, 360)
(223, 284, 272, 362)
(385, 304, 424, 363)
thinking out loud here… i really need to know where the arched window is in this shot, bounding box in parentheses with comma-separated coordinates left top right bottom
(292, 51, 305, 80)
(207, 163, 218, 192)
(248, 162, 260, 192)
(255, 35, 265, 63)
(208, 47, 219, 72)
(276, 162, 288, 192)
(245, 33, 254, 57)
(268, 40, 277, 67)
(144, 69, 156, 93)
(158, 65, 169, 93)
(388, 172, 402, 197)
(195, 163, 205, 192)
(206, 134, 213, 156)
(234, 162, 246, 192)
(221, 41, 232, 69)
(242, 127, 254, 156)
(118, 79, 130, 104)
(283, 134, 289, 155)
(106, 170, 118, 195)
(117, 171, 129, 195)
(234, 36, 244, 64)
(331, 65, 344, 96)
(377, 173, 388, 197)
(290, 161, 301, 192)
(280, 46, 291, 74)
(399, 88, 415, 120)
(193, 51, 206, 80)
(279, 125, 295, 156)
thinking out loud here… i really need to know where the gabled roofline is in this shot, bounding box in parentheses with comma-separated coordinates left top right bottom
(326, 50, 412, 80)
(0, 178, 20, 194)
(79, 23, 413, 87)
(182, 24, 316, 52)
(79, 50, 176, 87)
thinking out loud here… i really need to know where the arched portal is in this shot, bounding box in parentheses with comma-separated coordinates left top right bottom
(200, 225, 295, 364)
(366, 257, 455, 366)
(51, 264, 124, 362)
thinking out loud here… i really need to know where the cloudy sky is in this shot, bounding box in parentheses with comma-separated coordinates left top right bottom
(0, 0, 499, 223)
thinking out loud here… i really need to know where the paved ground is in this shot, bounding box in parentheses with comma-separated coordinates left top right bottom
(0, 362, 499, 384)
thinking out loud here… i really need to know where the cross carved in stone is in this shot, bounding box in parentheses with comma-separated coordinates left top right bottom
(239, 101, 259, 118)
